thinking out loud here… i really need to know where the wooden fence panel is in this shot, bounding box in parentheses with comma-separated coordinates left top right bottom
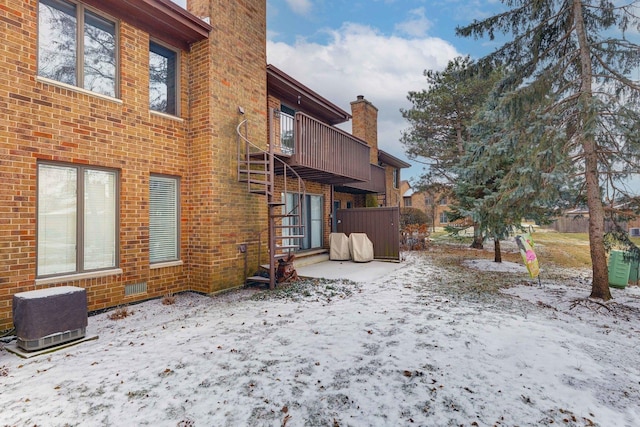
(336, 207, 400, 260)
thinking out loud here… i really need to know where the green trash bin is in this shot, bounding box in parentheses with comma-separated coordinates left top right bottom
(608, 250, 630, 289)
(628, 255, 640, 286)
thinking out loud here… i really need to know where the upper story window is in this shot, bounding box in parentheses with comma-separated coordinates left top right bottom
(38, 0, 117, 97)
(279, 104, 296, 154)
(149, 41, 178, 115)
(393, 168, 399, 189)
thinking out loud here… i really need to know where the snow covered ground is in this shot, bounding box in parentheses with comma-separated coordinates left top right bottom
(1, 252, 640, 427)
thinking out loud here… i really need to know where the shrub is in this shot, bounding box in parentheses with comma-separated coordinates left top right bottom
(400, 207, 428, 228)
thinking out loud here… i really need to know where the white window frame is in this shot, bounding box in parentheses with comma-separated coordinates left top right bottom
(439, 211, 449, 224)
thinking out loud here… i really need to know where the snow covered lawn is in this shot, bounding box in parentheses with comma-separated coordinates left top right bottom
(1, 252, 639, 426)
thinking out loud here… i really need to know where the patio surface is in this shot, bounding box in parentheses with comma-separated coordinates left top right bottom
(295, 258, 406, 282)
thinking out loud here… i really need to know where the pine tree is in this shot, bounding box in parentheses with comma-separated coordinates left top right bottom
(457, 0, 640, 301)
(450, 81, 566, 263)
(401, 56, 503, 248)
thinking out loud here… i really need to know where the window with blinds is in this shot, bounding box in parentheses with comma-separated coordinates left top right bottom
(149, 175, 179, 263)
(37, 163, 118, 277)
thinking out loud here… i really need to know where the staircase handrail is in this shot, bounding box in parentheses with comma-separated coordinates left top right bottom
(236, 119, 307, 212)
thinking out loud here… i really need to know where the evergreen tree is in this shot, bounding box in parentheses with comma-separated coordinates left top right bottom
(401, 56, 503, 248)
(457, 0, 640, 301)
(450, 81, 564, 263)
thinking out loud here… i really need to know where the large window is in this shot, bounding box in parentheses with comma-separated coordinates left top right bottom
(38, 163, 118, 277)
(283, 193, 323, 250)
(38, 0, 117, 97)
(149, 41, 178, 115)
(149, 175, 179, 263)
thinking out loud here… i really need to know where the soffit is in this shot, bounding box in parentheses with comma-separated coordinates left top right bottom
(83, 0, 211, 51)
(378, 150, 411, 168)
(267, 64, 351, 126)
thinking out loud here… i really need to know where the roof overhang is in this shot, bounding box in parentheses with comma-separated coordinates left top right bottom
(83, 0, 211, 51)
(267, 64, 351, 126)
(378, 150, 411, 168)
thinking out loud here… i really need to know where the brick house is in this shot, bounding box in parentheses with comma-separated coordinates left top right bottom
(253, 67, 408, 284)
(1, 0, 269, 330)
(0, 0, 406, 329)
(400, 181, 453, 231)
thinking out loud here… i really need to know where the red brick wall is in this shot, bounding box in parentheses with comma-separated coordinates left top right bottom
(0, 0, 268, 329)
(186, 0, 268, 293)
(350, 96, 379, 165)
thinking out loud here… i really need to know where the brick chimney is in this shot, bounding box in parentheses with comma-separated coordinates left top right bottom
(350, 95, 378, 165)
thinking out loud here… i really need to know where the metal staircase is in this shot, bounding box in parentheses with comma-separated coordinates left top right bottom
(236, 118, 306, 289)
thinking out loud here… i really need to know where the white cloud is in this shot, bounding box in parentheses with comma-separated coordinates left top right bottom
(170, 0, 186, 8)
(285, 0, 313, 16)
(395, 7, 432, 38)
(268, 23, 460, 181)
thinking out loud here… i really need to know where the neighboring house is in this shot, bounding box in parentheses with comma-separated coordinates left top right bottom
(0, 0, 408, 329)
(550, 207, 640, 234)
(400, 181, 453, 231)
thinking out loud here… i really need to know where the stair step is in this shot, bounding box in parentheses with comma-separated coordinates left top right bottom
(275, 234, 304, 239)
(275, 224, 305, 229)
(243, 179, 271, 186)
(238, 169, 269, 175)
(239, 169, 268, 175)
(276, 244, 299, 250)
(268, 202, 286, 206)
(270, 214, 300, 218)
(246, 275, 270, 284)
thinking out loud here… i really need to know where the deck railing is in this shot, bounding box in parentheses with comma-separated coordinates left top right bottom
(291, 112, 370, 182)
(342, 163, 386, 193)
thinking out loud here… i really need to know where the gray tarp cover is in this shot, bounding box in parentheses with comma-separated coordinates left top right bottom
(13, 286, 87, 340)
(329, 233, 351, 260)
(349, 233, 374, 262)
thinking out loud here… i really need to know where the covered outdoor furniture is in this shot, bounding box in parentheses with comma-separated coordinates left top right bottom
(329, 233, 351, 260)
(349, 233, 374, 262)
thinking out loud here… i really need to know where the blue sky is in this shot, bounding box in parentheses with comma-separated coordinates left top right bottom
(172, 1, 639, 195)
(172, 0, 505, 184)
(266, 0, 508, 184)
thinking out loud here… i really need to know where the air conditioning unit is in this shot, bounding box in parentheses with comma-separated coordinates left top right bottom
(13, 286, 87, 352)
(630, 228, 640, 237)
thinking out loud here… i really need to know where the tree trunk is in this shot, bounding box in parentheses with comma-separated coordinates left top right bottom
(573, 0, 612, 301)
(494, 238, 502, 263)
(470, 223, 483, 249)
